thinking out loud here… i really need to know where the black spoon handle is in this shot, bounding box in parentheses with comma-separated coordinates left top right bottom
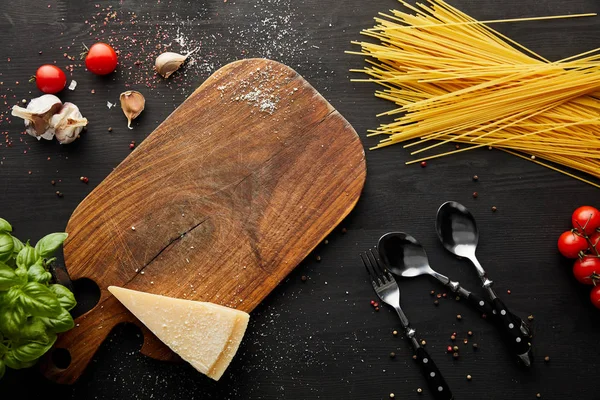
(491, 297, 533, 365)
(466, 291, 494, 316)
(415, 347, 454, 400)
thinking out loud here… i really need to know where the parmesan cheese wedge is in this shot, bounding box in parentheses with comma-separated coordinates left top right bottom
(108, 286, 249, 380)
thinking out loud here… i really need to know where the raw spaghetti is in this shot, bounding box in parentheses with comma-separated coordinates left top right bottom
(349, 0, 600, 188)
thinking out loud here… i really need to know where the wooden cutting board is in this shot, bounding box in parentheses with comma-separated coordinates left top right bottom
(40, 58, 366, 384)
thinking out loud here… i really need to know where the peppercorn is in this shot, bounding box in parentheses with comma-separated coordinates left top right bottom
(341, 227, 347, 234)
(472, 192, 478, 198)
(473, 175, 479, 181)
(507, 289, 511, 294)
(536, 394, 541, 398)
(544, 356, 550, 362)
(447, 346, 453, 352)
(492, 206, 497, 212)
(468, 331, 473, 336)
(417, 388, 423, 394)
(373, 302, 379, 307)
(301, 275, 307, 282)
(453, 352, 459, 359)
(375, 307, 380, 312)
(463, 339, 468, 344)
(434, 300, 439, 306)
(456, 314, 462, 320)
(55, 191, 63, 197)
(389, 394, 395, 399)
(51, 180, 56, 185)
(436, 293, 442, 299)
(442, 293, 447, 298)
(107, 127, 113, 132)
(370, 300, 375, 305)
(420, 161, 427, 168)
(450, 335, 456, 341)
(421, 340, 426, 346)
(315, 255, 321, 262)
(455, 296, 460, 301)
(467, 374, 472, 381)
(453, 345, 459, 352)
(472, 343, 478, 350)
(389, 352, 396, 359)
(129, 143, 135, 149)
(528, 315, 534, 321)
(412, 355, 417, 360)
(80, 176, 89, 183)
(392, 330, 398, 336)
(430, 290, 435, 296)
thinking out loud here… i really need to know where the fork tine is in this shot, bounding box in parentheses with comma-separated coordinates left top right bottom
(366, 249, 387, 283)
(360, 252, 375, 281)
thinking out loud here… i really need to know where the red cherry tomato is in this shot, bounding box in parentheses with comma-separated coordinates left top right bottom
(572, 257, 600, 285)
(590, 286, 600, 309)
(572, 206, 600, 236)
(85, 43, 117, 75)
(558, 231, 588, 258)
(590, 231, 600, 252)
(34, 65, 67, 94)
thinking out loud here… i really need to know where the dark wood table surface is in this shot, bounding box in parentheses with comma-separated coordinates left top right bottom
(1, 0, 599, 399)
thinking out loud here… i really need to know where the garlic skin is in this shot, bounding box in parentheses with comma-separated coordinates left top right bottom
(154, 48, 198, 78)
(120, 91, 145, 129)
(51, 102, 89, 144)
(11, 95, 62, 140)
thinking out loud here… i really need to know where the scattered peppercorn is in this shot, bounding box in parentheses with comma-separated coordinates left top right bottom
(473, 175, 479, 181)
(456, 314, 462, 320)
(420, 161, 427, 168)
(129, 143, 135, 149)
(434, 300, 439, 306)
(389, 394, 395, 399)
(528, 315, 534, 321)
(442, 293, 447, 298)
(301, 275, 307, 282)
(430, 290, 435, 296)
(341, 227, 347, 234)
(55, 191, 63, 198)
(389, 352, 396, 359)
(507, 290, 511, 294)
(436, 293, 442, 299)
(370, 300, 375, 305)
(453, 352, 459, 359)
(107, 127, 113, 132)
(463, 339, 468, 344)
(544, 356, 550, 363)
(455, 296, 460, 301)
(467, 374, 472, 381)
(420, 340, 426, 346)
(536, 394, 541, 398)
(472, 192, 478, 198)
(453, 345, 459, 352)
(51, 180, 56, 185)
(323, 239, 329, 245)
(472, 343, 478, 350)
(412, 354, 417, 360)
(492, 206, 497, 212)
(373, 302, 379, 307)
(468, 331, 473, 336)
(447, 346, 453, 353)
(450, 335, 456, 341)
(375, 307, 380, 312)
(80, 176, 89, 183)
(417, 388, 423, 394)
(455, 144, 460, 149)
(392, 330, 398, 336)
(315, 255, 321, 262)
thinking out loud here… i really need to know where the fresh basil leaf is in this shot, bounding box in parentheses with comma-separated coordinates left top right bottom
(0, 359, 5, 380)
(16, 245, 39, 270)
(0, 262, 25, 290)
(0, 233, 14, 262)
(27, 264, 52, 284)
(12, 235, 24, 255)
(0, 303, 26, 337)
(18, 282, 62, 317)
(49, 284, 76, 311)
(12, 334, 56, 362)
(34, 233, 68, 258)
(0, 218, 11, 233)
(15, 265, 27, 281)
(0, 338, 8, 357)
(3, 350, 37, 369)
(5, 286, 23, 305)
(38, 308, 74, 333)
(21, 318, 50, 342)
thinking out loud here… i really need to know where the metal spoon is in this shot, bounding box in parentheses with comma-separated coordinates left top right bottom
(435, 201, 533, 366)
(378, 232, 493, 317)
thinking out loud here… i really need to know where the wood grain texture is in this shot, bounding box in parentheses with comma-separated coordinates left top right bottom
(1, 0, 600, 399)
(40, 58, 366, 384)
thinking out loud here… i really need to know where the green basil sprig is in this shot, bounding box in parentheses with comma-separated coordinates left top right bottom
(0, 219, 75, 379)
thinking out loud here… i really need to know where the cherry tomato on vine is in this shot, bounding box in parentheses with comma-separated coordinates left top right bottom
(590, 286, 600, 310)
(572, 206, 600, 236)
(33, 65, 67, 94)
(558, 231, 588, 258)
(590, 231, 600, 251)
(572, 257, 600, 285)
(84, 43, 117, 75)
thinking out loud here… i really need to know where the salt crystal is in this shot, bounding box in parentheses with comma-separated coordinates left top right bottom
(68, 80, 77, 90)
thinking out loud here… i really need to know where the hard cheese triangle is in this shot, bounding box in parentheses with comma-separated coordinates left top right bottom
(108, 286, 249, 380)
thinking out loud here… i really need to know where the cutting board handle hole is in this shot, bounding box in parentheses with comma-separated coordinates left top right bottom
(70, 278, 101, 319)
(50, 348, 71, 369)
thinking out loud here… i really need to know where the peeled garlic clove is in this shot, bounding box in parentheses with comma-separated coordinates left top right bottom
(155, 52, 187, 78)
(11, 94, 62, 140)
(51, 102, 88, 144)
(120, 90, 145, 129)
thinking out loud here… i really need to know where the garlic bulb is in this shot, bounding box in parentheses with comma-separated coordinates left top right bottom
(154, 48, 198, 78)
(51, 103, 88, 144)
(11, 95, 62, 140)
(120, 90, 145, 129)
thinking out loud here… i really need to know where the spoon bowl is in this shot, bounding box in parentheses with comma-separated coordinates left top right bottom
(435, 201, 479, 259)
(378, 232, 435, 278)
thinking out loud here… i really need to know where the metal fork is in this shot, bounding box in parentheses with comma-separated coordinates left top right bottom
(362, 250, 454, 400)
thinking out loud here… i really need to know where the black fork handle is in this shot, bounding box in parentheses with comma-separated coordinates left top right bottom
(415, 347, 454, 400)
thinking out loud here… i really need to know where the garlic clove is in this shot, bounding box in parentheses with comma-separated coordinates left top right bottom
(51, 102, 88, 144)
(11, 94, 62, 139)
(119, 91, 145, 129)
(154, 48, 198, 78)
